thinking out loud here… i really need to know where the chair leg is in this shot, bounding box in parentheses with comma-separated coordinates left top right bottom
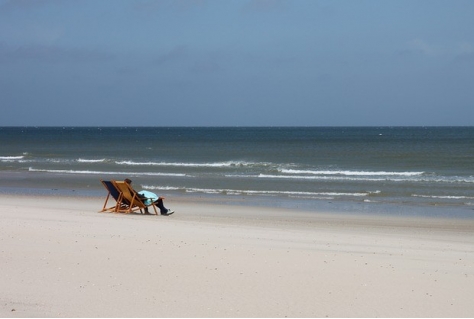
(114, 193, 124, 213)
(100, 193, 111, 212)
(151, 204, 158, 215)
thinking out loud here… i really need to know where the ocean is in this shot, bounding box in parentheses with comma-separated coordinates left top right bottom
(1, 127, 473, 218)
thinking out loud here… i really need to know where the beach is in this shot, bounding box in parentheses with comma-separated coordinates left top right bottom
(1, 194, 473, 317)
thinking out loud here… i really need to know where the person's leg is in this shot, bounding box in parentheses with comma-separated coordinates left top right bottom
(156, 197, 168, 214)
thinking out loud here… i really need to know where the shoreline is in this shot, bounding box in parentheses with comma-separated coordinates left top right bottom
(1, 168, 474, 219)
(1, 178, 474, 221)
(1, 193, 474, 317)
(4, 191, 474, 228)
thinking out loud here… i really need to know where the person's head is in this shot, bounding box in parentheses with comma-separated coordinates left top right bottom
(124, 178, 132, 184)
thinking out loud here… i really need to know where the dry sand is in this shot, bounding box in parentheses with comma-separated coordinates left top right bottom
(0, 194, 473, 317)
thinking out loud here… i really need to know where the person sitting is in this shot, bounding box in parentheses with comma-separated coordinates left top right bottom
(124, 178, 174, 215)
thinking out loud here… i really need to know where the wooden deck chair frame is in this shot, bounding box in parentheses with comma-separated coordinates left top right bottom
(100, 180, 124, 213)
(113, 180, 158, 215)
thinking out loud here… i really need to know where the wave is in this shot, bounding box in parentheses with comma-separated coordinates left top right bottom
(412, 194, 474, 200)
(77, 158, 107, 163)
(28, 167, 186, 177)
(142, 185, 369, 198)
(0, 155, 24, 160)
(257, 174, 474, 184)
(258, 174, 393, 181)
(280, 169, 424, 176)
(115, 160, 269, 168)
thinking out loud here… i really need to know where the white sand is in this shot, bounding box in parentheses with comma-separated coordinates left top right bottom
(1, 194, 473, 317)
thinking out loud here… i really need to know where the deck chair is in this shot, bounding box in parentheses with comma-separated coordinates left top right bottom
(113, 180, 158, 215)
(100, 180, 123, 213)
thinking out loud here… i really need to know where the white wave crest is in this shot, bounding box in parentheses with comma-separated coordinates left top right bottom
(412, 194, 474, 200)
(0, 155, 24, 160)
(142, 185, 183, 191)
(142, 185, 368, 197)
(28, 167, 186, 177)
(258, 174, 474, 184)
(115, 160, 265, 168)
(280, 169, 424, 176)
(77, 158, 106, 163)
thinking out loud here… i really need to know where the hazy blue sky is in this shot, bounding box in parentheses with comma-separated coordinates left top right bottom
(1, 0, 473, 126)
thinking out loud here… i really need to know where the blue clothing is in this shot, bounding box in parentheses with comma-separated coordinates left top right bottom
(137, 190, 169, 214)
(138, 190, 158, 206)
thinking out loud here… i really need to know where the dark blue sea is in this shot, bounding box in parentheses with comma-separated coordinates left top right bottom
(1, 127, 473, 218)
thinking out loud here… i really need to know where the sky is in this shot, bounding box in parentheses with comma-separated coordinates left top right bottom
(1, 0, 473, 126)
